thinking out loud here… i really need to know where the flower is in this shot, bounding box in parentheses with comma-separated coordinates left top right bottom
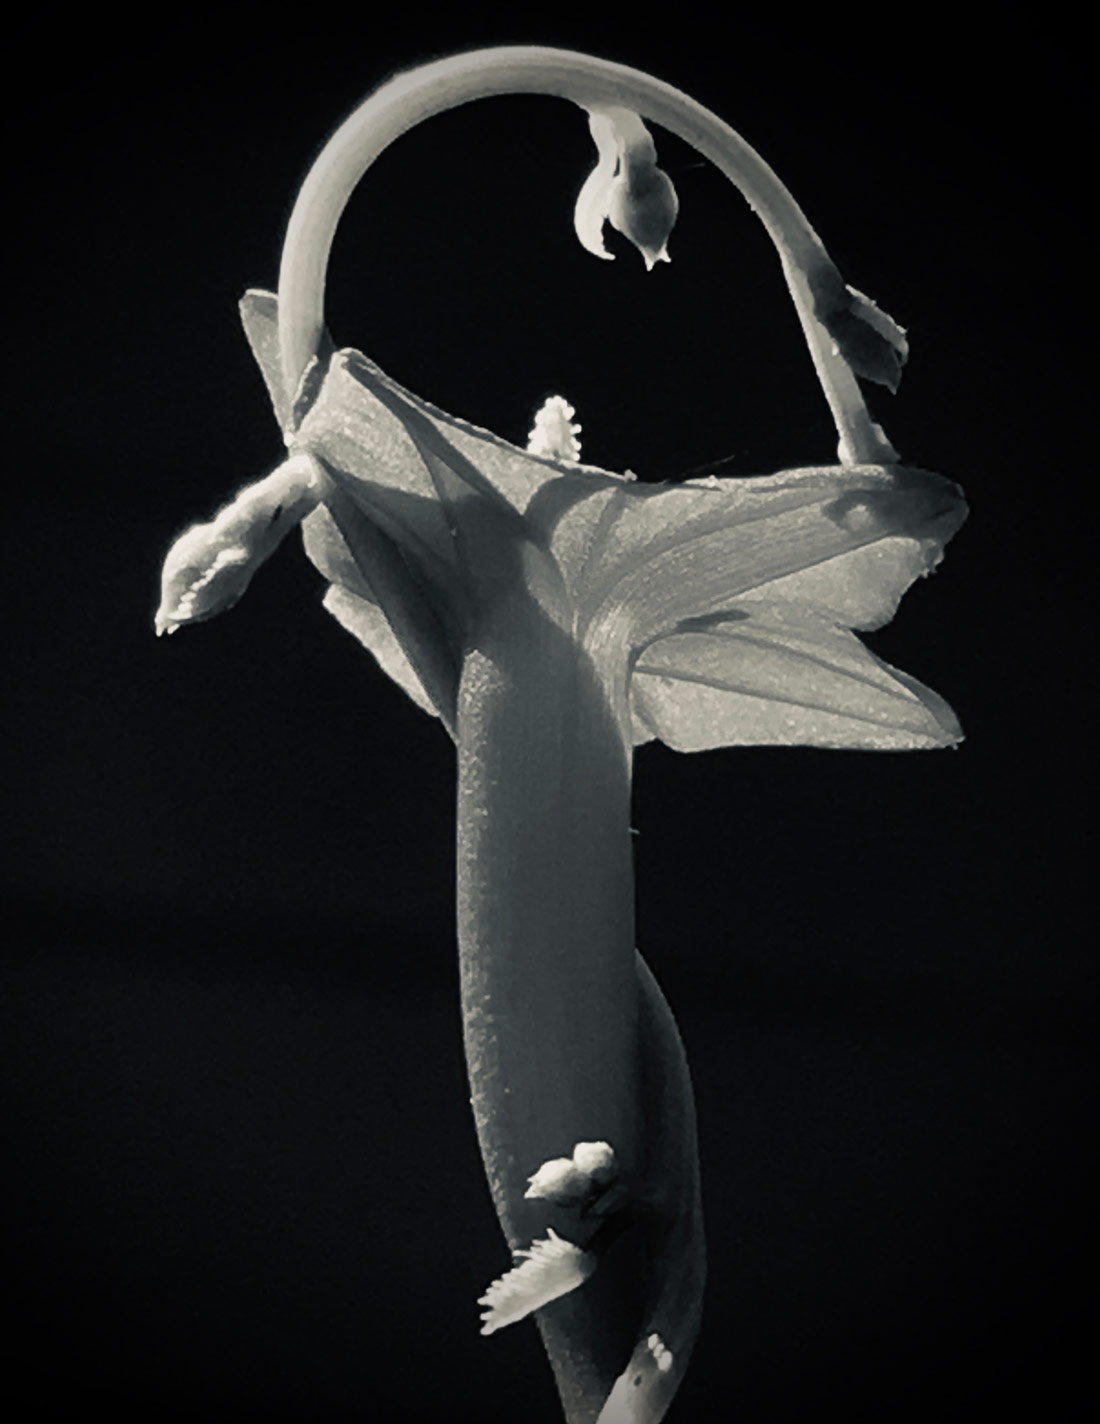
(211, 288, 963, 752)
(525, 1141, 618, 1203)
(158, 289, 964, 1416)
(154, 45, 967, 1424)
(573, 107, 679, 270)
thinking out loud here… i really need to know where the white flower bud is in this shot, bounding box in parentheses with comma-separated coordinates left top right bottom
(574, 107, 679, 271)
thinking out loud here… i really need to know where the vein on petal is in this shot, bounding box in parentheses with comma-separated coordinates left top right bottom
(633, 662, 932, 729)
(652, 623, 929, 706)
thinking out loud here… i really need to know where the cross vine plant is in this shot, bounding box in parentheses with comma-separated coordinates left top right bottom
(156, 46, 966, 1424)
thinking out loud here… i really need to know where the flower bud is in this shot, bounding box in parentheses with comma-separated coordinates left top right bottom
(574, 107, 679, 271)
(155, 453, 321, 636)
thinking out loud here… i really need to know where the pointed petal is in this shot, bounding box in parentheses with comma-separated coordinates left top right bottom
(567, 464, 966, 652)
(249, 296, 630, 533)
(294, 346, 634, 650)
(632, 606, 962, 752)
(298, 347, 625, 524)
(573, 110, 621, 261)
(239, 289, 292, 431)
(299, 501, 378, 604)
(607, 157, 678, 272)
(240, 289, 334, 434)
(321, 583, 439, 720)
(302, 456, 462, 730)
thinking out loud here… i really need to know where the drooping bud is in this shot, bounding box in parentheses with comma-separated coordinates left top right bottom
(574, 107, 679, 271)
(155, 452, 323, 636)
(809, 260, 910, 393)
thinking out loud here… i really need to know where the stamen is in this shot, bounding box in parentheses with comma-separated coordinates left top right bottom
(526, 395, 582, 462)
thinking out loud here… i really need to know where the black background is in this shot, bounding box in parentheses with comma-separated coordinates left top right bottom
(4, 12, 1091, 1421)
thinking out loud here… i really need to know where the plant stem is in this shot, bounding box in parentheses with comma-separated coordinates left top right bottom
(455, 606, 639, 1251)
(277, 45, 890, 465)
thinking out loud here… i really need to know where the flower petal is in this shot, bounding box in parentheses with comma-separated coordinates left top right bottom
(573, 111, 620, 261)
(564, 465, 966, 652)
(292, 346, 630, 645)
(632, 605, 962, 751)
(239, 289, 293, 430)
(297, 345, 625, 522)
(321, 583, 439, 719)
(574, 108, 679, 271)
(236, 295, 964, 753)
(299, 501, 378, 604)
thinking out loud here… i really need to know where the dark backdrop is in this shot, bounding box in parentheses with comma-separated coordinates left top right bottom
(4, 13, 1090, 1421)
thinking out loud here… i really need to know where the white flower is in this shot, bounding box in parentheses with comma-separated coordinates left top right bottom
(573, 107, 679, 271)
(524, 1140, 618, 1202)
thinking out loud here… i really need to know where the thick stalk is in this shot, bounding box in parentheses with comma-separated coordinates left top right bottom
(456, 624, 638, 1248)
(456, 598, 645, 1418)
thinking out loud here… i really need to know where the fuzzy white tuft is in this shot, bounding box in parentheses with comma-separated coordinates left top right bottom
(526, 396, 582, 463)
(572, 1141, 616, 1180)
(478, 1228, 597, 1334)
(524, 1140, 618, 1202)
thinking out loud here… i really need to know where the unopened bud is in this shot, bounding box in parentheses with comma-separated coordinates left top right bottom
(574, 107, 679, 271)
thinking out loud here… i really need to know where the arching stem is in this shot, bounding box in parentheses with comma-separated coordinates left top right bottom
(276, 45, 894, 465)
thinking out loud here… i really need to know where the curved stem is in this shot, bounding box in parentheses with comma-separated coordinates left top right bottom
(277, 45, 891, 465)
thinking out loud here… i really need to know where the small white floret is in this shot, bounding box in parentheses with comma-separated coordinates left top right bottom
(647, 1332, 674, 1373)
(478, 1228, 597, 1335)
(523, 1140, 619, 1203)
(526, 395, 582, 463)
(524, 1156, 581, 1200)
(572, 1141, 616, 1181)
